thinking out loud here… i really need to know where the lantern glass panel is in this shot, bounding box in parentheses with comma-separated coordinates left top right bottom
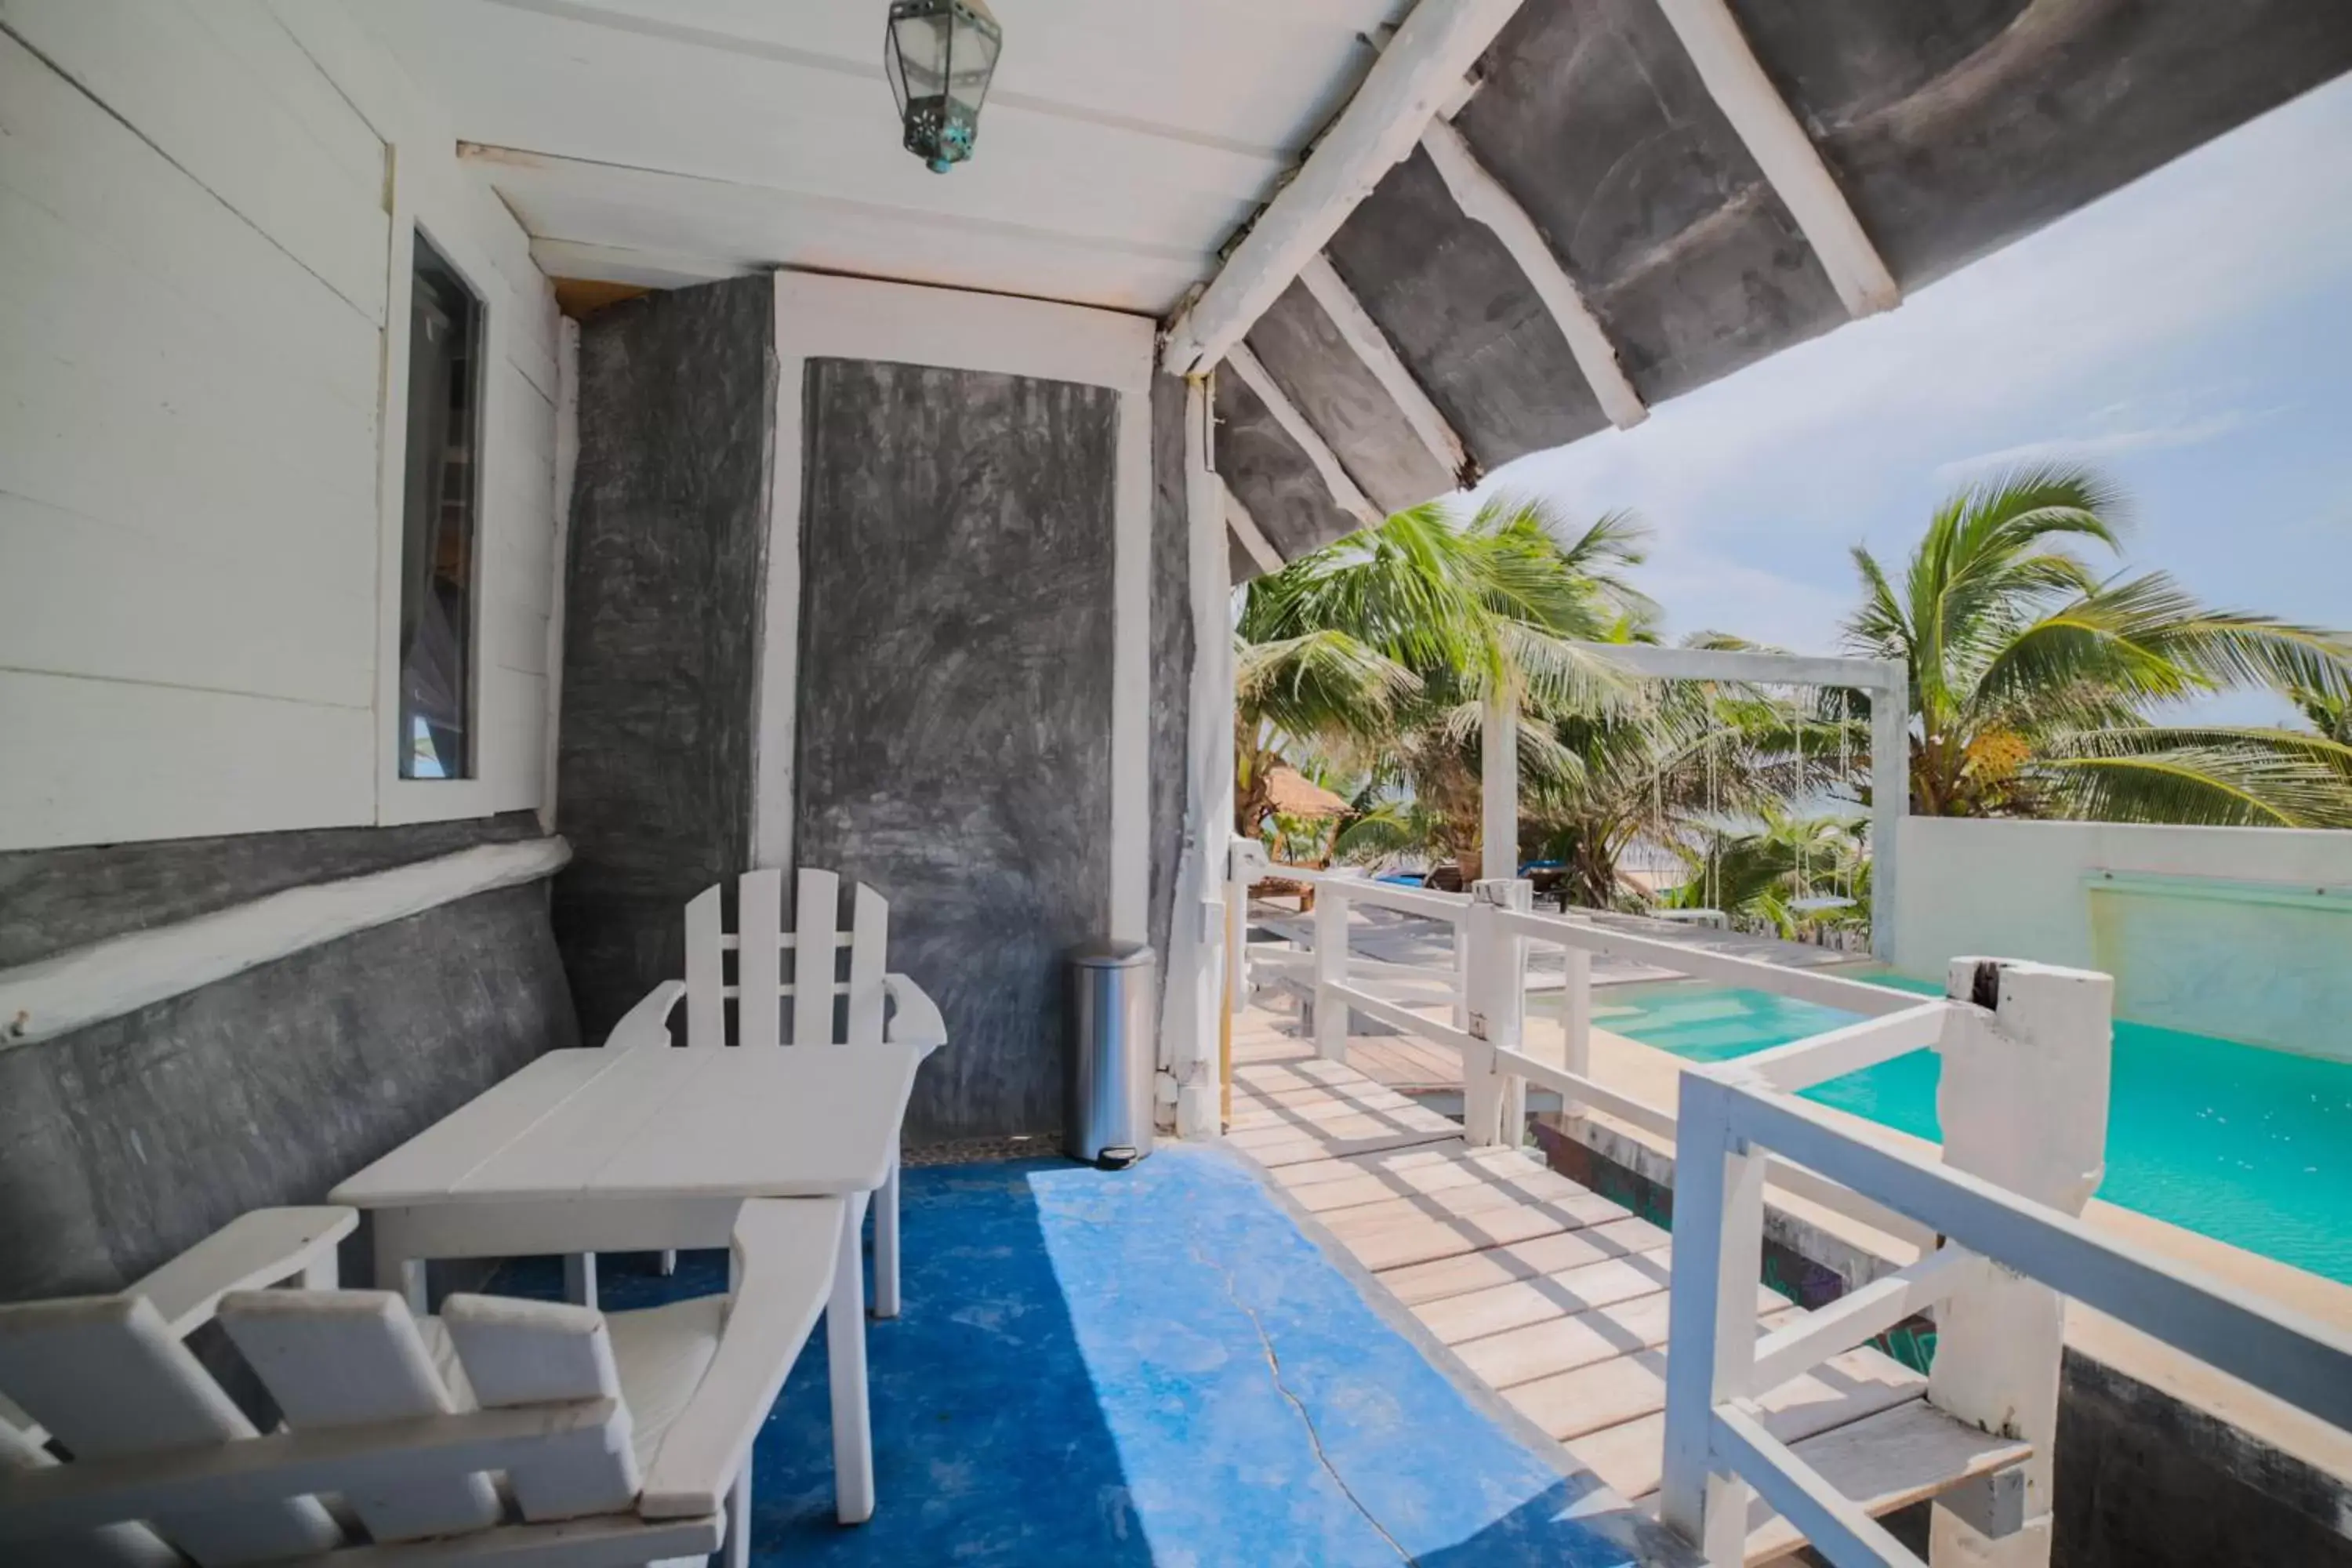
(890, 8, 952, 100)
(949, 20, 1000, 116)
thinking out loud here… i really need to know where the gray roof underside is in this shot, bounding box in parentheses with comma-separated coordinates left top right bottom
(1220, 0, 2352, 579)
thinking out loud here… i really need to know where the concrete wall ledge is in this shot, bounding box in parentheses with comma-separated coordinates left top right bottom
(0, 837, 571, 1048)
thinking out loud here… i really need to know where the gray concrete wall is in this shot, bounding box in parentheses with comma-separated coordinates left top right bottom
(553, 276, 776, 1044)
(794, 358, 1118, 1142)
(1147, 374, 1196, 1021)
(0, 822, 576, 1303)
(0, 812, 545, 969)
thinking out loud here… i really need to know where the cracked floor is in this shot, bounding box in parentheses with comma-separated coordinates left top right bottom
(504, 1146, 1661, 1566)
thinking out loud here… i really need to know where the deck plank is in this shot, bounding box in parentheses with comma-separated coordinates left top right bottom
(1375, 1217, 1671, 1305)
(1454, 1288, 1798, 1391)
(1411, 1250, 1679, 1345)
(1225, 1002, 2023, 1563)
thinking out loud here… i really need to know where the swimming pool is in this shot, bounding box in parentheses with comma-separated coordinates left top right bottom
(1590, 977, 2352, 1285)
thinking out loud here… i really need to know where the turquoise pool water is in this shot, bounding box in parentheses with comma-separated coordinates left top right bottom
(1591, 977, 2352, 1285)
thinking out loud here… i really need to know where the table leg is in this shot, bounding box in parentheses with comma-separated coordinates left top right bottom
(562, 1252, 598, 1310)
(828, 1192, 875, 1525)
(374, 1216, 427, 1317)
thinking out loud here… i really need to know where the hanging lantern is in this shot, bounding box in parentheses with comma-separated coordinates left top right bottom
(884, 0, 1003, 174)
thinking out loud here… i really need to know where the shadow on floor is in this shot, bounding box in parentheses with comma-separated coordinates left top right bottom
(491, 1147, 1670, 1566)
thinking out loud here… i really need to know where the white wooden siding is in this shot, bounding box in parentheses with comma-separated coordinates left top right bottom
(0, 0, 562, 849)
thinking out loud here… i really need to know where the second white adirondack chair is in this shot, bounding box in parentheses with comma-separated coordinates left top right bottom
(601, 867, 946, 1318)
(0, 1201, 840, 1568)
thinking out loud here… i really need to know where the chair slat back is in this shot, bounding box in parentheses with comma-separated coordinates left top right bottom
(791, 867, 841, 1046)
(0, 1294, 342, 1565)
(684, 884, 726, 1048)
(216, 1290, 500, 1544)
(845, 882, 889, 1044)
(676, 868, 895, 1047)
(0, 1418, 181, 1567)
(737, 866, 786, 1048)
(440, 1294, 640, 1522)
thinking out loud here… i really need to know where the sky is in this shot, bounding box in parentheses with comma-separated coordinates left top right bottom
(1475, 74, 2352, 726)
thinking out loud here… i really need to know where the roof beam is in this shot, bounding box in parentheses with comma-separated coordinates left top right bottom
(1297, 255, 1472, 488)
(1650, 0, 1899, 318)
(1160, 0, 1534, 376)
(1224, 344, 1385, 532)
(1419, 118, 1648, 430)
(1224, 484, 1287, 577)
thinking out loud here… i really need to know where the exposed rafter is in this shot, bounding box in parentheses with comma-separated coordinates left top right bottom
(1297, 256, 1472, 488)
(1418, 118, 1648, 430)
(1650, 0, 1899, 318)
(1224, 484, 1287, 577)
(1223, 344, 1385, 532)
(1160, 0, 1534, 376)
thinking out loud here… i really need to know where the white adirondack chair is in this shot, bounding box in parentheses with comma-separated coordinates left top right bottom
(601, 867, 946, 1319)
(0, 1200, 841, 1568)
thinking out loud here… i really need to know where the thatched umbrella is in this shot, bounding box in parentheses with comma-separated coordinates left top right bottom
(1263, 765, 1350, 820)
(1254, 766, 1352, 911)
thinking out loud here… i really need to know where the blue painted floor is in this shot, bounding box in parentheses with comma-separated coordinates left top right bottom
(492, 1146, 1655, 1566)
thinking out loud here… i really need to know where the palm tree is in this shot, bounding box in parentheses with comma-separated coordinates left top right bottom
(2296, 686, 2352, 746)
(1845, 466, 2352, 827)
(1235, 495, 1649, 878)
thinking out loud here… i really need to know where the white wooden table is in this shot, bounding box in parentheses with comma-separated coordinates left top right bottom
(330, 1038, 927, 1525)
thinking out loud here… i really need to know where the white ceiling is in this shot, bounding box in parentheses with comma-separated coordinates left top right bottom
(358, 0, 1410, 314)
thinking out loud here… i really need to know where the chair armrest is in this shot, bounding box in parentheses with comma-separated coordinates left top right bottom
(636, 1199, 844, 1521)
(127, 1207, 358, 1340)
(882, 974, 947, 1054)
(603, 980, 688, 1051)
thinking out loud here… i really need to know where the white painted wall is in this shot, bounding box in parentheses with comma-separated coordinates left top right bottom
(1893, 817, 2352, 1060)
(0, 0, 561, 851)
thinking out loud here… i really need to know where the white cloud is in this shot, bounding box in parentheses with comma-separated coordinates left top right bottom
(1932, 408, 2270, 483)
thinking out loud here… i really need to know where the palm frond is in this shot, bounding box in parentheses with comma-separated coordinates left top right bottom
(2037, 728, 2352, 828)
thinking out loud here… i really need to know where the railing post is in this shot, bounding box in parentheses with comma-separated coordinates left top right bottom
(1464, 879, 1530, 1147)
(1557, 910, 1593, 1084)
(1226, 837, 1265, 1020)
(1312, 884, 1349, 1062)
(1660, 1071, 1765, 1566)
(1926, 958, 2113, 1568)
(1452, 919, 1473, 1035)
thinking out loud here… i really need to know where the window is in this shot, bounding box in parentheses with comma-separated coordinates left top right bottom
(397, 233, 485, 780)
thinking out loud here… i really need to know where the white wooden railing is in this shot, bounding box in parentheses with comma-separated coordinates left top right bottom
(1227, 841, 1477, 1042)
(1482, 889, 1948, 1251)
(1660, 960, 2352, 1566)
(1228, 842, 2352, 1565)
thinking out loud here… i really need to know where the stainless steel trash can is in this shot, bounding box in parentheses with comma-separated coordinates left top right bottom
(1067, 942, 1156, 1169)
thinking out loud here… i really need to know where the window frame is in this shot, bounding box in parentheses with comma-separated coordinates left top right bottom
(372, 169, 515, 826)
(394, 226, 489, 786)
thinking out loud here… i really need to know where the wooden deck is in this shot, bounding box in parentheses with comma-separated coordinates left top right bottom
(1226, 1006, 2031, 1565)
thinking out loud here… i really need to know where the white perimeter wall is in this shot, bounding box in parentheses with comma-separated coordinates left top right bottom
(1894, 817, 2352, 1061)
(0, 0, 561, 851)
